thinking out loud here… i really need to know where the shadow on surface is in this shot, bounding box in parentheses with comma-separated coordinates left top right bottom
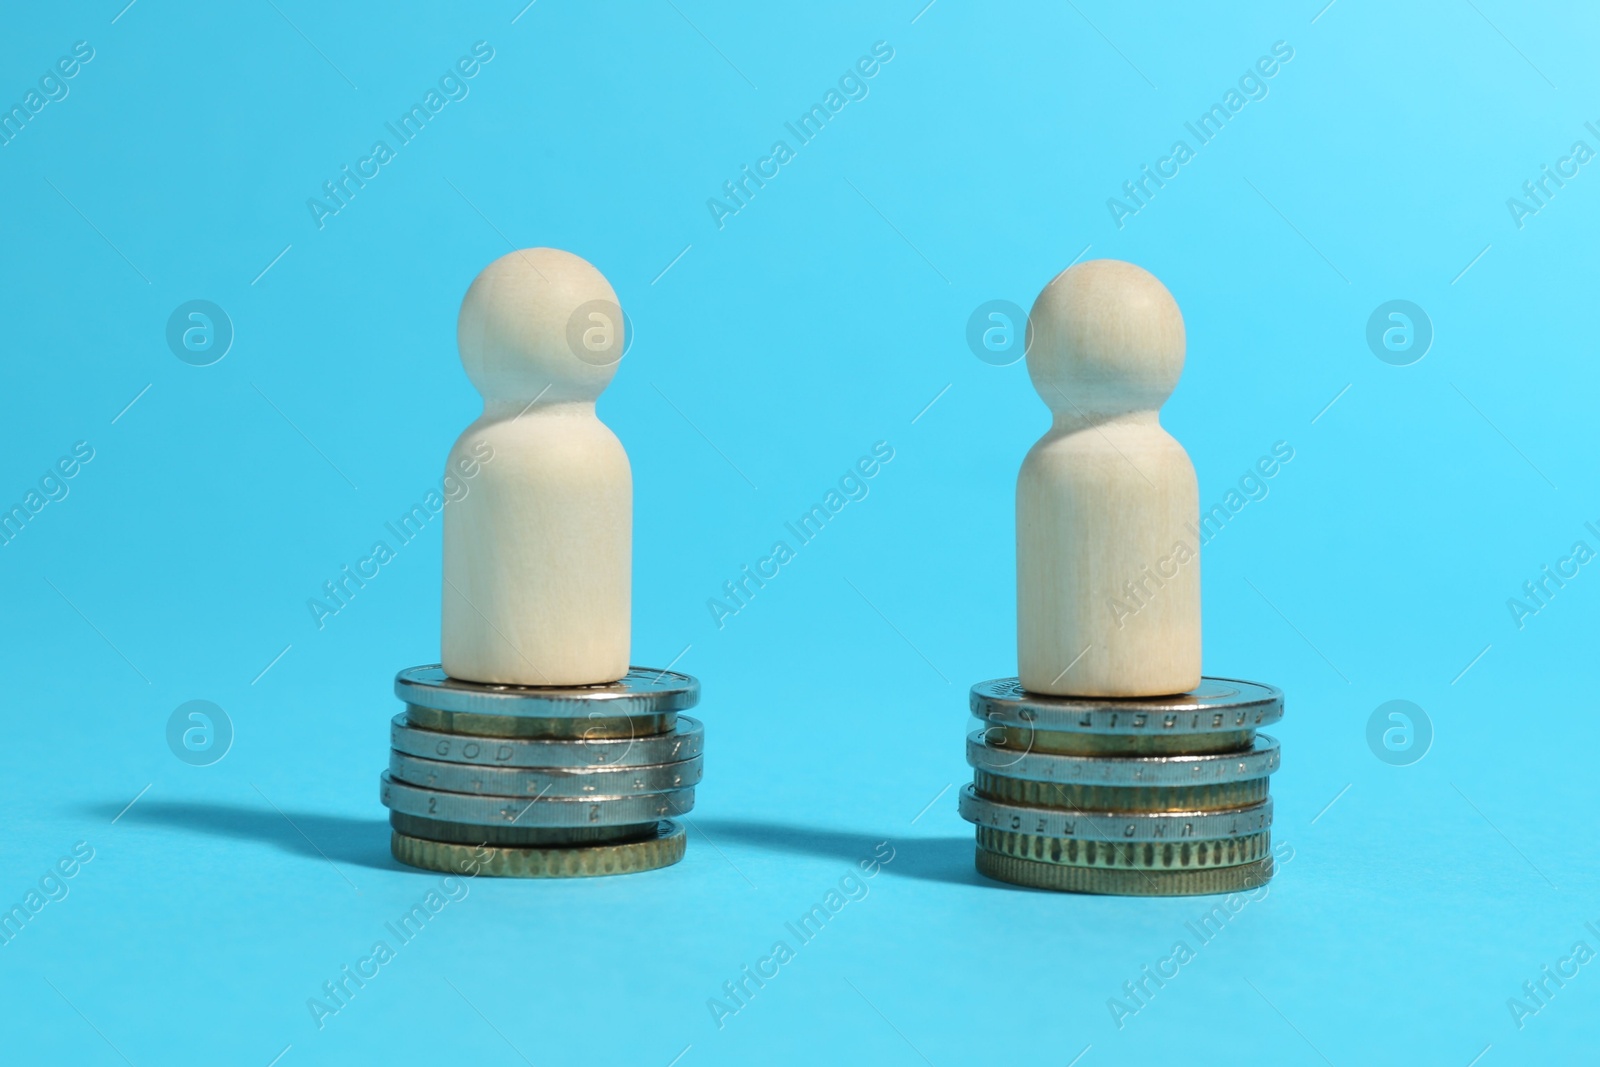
(82, 799, 396, 875)
(82, 805, 1001, 888)
(693, 818, 986, 888)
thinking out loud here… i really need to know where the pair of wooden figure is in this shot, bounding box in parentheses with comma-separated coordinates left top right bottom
(444, 248, 1198, 702)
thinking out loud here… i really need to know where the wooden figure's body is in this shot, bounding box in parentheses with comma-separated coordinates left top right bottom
(442, 248, 631, 685)
(1016, 259, 1200, 697)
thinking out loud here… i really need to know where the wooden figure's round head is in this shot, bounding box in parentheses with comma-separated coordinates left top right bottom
(1025, 259, 1185, 418)
(457, 248, 625, 406)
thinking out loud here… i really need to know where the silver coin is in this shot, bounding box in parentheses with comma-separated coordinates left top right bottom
(389, 714, 704, 769)
(394, 665, 700, 718)
(379, 773, 694, 827)
(970, 676, 1282, 735)
(958, 786, 1272, 841)
(967, 731, 1280, 785)
(388, 750, 704, 797)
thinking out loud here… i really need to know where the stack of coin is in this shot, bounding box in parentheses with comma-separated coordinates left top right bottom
(379, 666, 703, 878)
(959, 677, 1283, 896)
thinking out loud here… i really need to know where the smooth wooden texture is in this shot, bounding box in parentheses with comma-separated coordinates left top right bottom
(442, 248, 631, 685)
(1016, 259, 1200, 697)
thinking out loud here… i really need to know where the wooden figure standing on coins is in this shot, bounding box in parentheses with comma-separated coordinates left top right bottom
(962, 257, 1284, 896)
(442, 248, 631, 686)
(381, 247, 703, 879)
(1017, 259, 1201, 698)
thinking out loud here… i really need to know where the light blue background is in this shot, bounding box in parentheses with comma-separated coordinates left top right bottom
(2, 1, 1596, 1064)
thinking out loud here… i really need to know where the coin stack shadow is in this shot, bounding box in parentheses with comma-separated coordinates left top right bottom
(959, 677, 1283, 896)
(379, 666, 703, 878)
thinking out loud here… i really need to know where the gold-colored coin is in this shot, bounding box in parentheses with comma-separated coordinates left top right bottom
(972, 768, 1269, 813)
(989, 725, 1252, 756)
(392, 821, 686, 878)
(405, 704, 675, 740)
(975, 849, 1274, 896)
(976, 826, 1271, 870)
(389, 812, 655, 847)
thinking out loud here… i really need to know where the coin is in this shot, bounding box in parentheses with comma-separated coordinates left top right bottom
(971, 768, 1269, 813)
(976, 826, 1272, 870)
(405, 705, 676, 739)
(390, 714, 704, 768)
(958, 785, 1271, 841)
(392, 821, 686, 878)
(967, 731, 1280, 786)
(984, 725, 1252, 756)
(388, 750, 703, 797)
(970, 677, 1282, 736)
(389, 811, 654, 846)
(975, 849, 1275, 895)
(396, 665, 699, 718)
(380, 773, 693, 827)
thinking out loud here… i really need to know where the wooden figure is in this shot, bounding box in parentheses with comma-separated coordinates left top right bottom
(1017, 259, 1200, 697)
(442, 248, 631, 685)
